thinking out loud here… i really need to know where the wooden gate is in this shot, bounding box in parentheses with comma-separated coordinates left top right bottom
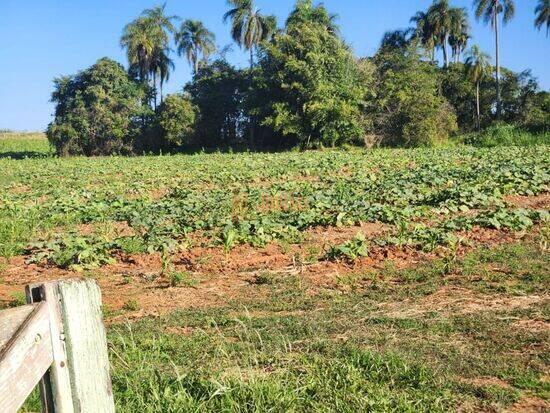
(0, 279, 115, 412)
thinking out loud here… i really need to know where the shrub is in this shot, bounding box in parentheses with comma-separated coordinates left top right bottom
(46, 57, 148, 156)
(368, 48, 458, 147)
(258, 2, 369, 148)
(465, 125, 550, 147)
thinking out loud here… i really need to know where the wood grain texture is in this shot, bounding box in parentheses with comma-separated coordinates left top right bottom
(27, 282, 75, 413)
(57, 279, 115, 413)
(0, 304, 35, 350)
(0, 302, 53, 413)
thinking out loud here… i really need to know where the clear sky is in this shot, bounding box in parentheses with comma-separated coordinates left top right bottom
(1, 0, 548, 131)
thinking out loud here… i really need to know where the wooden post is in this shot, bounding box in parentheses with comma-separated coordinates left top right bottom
(56, 280, 115, 412)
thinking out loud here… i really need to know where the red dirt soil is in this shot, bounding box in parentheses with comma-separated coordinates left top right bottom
(0, 220, 541, 321)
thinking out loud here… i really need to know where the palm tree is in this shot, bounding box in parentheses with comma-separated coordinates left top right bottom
(449, 8, 470, 63)
(121, 5, 178, 109)
(465, 45, 492, 130)
(535, 0, 550, 36)
(223, 0, 277, 68)
(473, 0, 515, 118)
(153, 47, 174, 103)
(176, 20, 216, 75)
(427, 0, 455, 67)
(142, 4, 177, 36)
(121, 17, 157, 83)
(411, 11, 437, 62)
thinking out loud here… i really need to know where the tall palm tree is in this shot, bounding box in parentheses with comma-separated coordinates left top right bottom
(411, 11, 437, 62)
(449, 8, 470, 63)
(153, 47, 174, 103)
(223, 0, 277, 68)
(465, 45, 492, 130)
(176, 20, 216, 75)
(473, 0, 515, 118)
(427, 0, 455, 67)
(121, 17, 158, 83)
(535, 0, 550, 36)
(142, 4, 177, 36)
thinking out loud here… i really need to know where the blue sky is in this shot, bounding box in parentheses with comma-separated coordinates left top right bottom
(1, 0, 548, 131)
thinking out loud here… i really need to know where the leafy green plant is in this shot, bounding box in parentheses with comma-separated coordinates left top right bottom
(326, 233, 369, 262)
(27, 235, 115, 271)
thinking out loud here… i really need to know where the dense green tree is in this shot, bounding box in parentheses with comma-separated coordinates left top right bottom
(286, 0, 339, 34)
(185, 60, 248, 147)
(223, 0, 277, 68)
(465, 45, 492, 130)
(257, 5, 368, 148)
(46, 58, 147, 156)
(176, 20, 216, 74)
(379, 29, 414, 53)
(369, 47, 457, 146)
(473, 0, 515, 118)
(155, 94, 197, 147)
(535, 0, 550, 35)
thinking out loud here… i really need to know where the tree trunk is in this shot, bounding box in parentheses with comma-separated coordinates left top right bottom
(494, 11, 502, 118)
(153, 71, 157, 110)
(476, 81, 481, 131)
(160, 81, 163, 104)
(443, 34, 449, 67)
(250, 48, 254, 69)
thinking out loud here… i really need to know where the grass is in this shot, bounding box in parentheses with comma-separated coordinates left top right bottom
(21, 239, 548, 412)
(0, 132, 52, 158)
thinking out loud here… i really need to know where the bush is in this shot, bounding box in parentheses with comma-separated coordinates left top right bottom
(258, 1, 369, 148)
(464, 125, 550, 147)
(46, 57, 148, 156)
(368, 48, 457, 147)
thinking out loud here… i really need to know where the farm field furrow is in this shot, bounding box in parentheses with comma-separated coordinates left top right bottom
(1, 136, 549, 412)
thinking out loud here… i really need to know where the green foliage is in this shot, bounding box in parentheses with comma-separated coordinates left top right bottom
(369, 48, 458, 146)
(326, 232, 369, 262)
(46, 58, 148, 156)
(28, 235, 115, 271)
(185, 60, 248, 147)
(258, 6, 369, 148)
(465, 125, 550, 147)
(155, 94, 196, 147)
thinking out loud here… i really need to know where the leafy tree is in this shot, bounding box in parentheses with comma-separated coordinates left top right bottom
(155, 94, 196, 148)
(176, 20, 216, 74)
(121, 5, 177, 108)
(411, 11, 437, 62)
(465, 45, 492, 130)
(257, 4, 369, 148)
(223, 0, 277, 68)
(473, 0, 515, 118)
(46, 58, 147, 156)
(379, 29, 414, 53)
(369, 47, 457, 146)
(535, 0, 550, 35)
(449, 8, 470, 63)
(286, 0, 339, 34)
(427, 0, 454, 67)
(185, 60, 248, 147)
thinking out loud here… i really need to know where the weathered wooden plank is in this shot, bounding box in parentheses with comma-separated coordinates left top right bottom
(57, 279, 115, 412)
(0, 302, 53, 413)
(0, 304, 35, 350)
(27, 282, 75, 413)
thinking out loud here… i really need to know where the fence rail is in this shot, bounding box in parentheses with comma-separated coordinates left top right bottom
(0, 279, 115, 413)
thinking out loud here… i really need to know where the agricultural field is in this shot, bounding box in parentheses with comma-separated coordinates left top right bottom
(1, 134, 549, 411)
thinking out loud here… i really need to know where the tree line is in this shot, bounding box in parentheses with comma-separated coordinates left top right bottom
(47, 0, 550, 156)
